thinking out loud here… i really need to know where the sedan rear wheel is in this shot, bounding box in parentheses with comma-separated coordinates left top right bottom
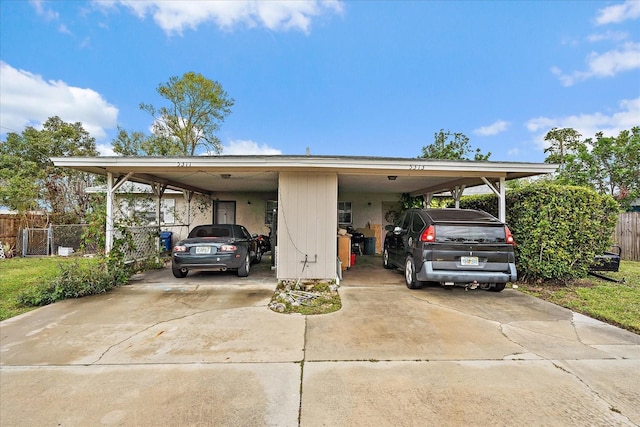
(404, 255, 422, 289)
(237, 253, 251, 277)
(172, 264, 187, 278)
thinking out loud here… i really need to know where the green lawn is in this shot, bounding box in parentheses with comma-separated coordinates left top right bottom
(518, 261, 640, 334)
(0, 256, 98, 321)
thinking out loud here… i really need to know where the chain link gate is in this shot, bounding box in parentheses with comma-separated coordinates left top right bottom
(21, 227, 53, 256)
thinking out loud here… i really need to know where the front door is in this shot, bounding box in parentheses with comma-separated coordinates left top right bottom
(214, 201, 236, 224)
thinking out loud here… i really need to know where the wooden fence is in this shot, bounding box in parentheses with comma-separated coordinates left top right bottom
(0, 214, 48, 252)
(613, 212, 639, 261)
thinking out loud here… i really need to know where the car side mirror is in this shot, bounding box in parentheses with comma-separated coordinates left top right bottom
(393, 226, 404, 235)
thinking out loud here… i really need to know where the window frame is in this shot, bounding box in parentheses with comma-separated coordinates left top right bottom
(338, 201, 352, 226)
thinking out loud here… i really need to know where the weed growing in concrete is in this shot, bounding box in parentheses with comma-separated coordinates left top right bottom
(269, 280, 342, 315)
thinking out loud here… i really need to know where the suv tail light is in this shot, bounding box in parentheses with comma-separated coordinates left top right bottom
(420, 225, 436, 242)
(505, 226, 515, 246)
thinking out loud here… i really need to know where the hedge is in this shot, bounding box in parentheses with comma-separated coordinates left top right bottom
(456, 184, 619, 282)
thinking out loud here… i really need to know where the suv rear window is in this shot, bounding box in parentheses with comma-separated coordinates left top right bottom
(434, 225, 506, 243)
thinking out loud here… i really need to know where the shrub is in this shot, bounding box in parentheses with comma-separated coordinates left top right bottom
(457, 184, 619, 282)
(17, 257, 131, 307)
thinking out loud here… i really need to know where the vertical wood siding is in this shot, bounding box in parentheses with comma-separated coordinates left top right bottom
(277, 172, 338, 280)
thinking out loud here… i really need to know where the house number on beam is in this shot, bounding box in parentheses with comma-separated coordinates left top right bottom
(177, 162, 192, 167)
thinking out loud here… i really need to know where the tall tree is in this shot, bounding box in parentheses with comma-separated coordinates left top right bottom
(543, 127, 583, 169)
(140, 72, 234, 155)
(112, 127, 183, 156)
(0, 116, 100, 222)
(544, 126, 640, 208)
(420, 130, 491, 161)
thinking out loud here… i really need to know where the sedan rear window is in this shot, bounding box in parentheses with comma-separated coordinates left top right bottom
(434, 225, 506, 243)
(190, 227, 231, 238)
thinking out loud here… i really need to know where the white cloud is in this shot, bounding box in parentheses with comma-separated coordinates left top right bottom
(551, 42, 640, 86)
(473, 120, 509, 136)
(30, 0, 59, 21)
(587, 30, 628, 43)
(526, 97, 640, 150)
(108, 0, 343, 35)
(596, 0, 640, 25)
(97, 143, 117, 156)
(0, 61, 118, 140)
(222, 139, 282, 155)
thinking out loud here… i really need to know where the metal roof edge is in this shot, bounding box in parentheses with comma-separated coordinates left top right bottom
(51, 155, 558, 173)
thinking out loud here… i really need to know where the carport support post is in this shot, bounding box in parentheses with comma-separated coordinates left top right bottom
(105, 172, 133, 255)
(481, 177, 506, 222)
(105, 172, 114, 254)
(451, 186, 465, 209)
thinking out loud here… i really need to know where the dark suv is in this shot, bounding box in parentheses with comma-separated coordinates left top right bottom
(383, 208, 517, 292)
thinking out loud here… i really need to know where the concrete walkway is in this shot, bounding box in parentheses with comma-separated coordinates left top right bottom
(1, 261, 639, 426)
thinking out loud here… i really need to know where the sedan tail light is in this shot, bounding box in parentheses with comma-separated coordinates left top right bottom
(173, 245, 187, 252)
(220, 245, 237, 252)
(420, 225, 436, 242)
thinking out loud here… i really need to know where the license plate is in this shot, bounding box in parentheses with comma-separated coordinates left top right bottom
(195, 246, 211, 254)
(461, 256, 479, 266)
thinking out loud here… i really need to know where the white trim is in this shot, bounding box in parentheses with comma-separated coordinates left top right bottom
(51, 155, 558, 175)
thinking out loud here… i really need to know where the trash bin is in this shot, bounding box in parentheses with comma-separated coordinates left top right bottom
(364, 237, 376, 255)
(159, 231, 172, 252)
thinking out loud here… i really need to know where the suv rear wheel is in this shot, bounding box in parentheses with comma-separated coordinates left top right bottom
(487, 283, 506, 292)
(404, 255, 422, 289)
(382, 248, 392, 269)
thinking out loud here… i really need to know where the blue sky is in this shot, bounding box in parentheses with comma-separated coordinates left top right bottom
(1, 0, 639, 162)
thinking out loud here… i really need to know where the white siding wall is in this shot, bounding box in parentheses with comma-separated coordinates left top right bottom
(277, 172, 338, 281)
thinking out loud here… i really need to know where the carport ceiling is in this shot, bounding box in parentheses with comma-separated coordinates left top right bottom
(51, 155, 557, 196)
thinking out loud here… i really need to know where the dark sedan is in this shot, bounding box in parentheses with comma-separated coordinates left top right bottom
(171, 224, 261, 278)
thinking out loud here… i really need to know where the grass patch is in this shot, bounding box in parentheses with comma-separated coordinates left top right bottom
(269, 280, 342, 315)
(0, 256, 99, 321)
(519, 261, 640, 334)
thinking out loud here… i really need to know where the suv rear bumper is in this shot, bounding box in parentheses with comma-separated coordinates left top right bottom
(417, 262, 517, 283)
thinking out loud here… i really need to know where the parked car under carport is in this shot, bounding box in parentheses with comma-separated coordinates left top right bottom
(171, 224, 262, 278)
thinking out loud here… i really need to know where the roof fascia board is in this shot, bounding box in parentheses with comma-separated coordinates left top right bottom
(51, 156, 558, 175)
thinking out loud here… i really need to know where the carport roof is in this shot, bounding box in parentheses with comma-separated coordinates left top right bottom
(51, 155, 557, 196)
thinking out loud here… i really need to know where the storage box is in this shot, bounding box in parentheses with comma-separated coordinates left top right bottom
(58, 247, 74, 256)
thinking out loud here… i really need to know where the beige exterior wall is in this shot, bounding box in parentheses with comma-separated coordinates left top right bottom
(337, 191, 403, 254)
(276, 172, 338, 281)
(160, 191, 277, 241)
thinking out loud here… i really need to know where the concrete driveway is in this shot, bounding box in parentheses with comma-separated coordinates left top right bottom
(1, 259, 639, 426)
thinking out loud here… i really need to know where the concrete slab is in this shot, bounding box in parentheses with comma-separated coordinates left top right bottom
(305, 287, 525, 361)
(1, 283, 305, 365)
(1, 363, 300, 427)
(301, 360, 636, 426)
